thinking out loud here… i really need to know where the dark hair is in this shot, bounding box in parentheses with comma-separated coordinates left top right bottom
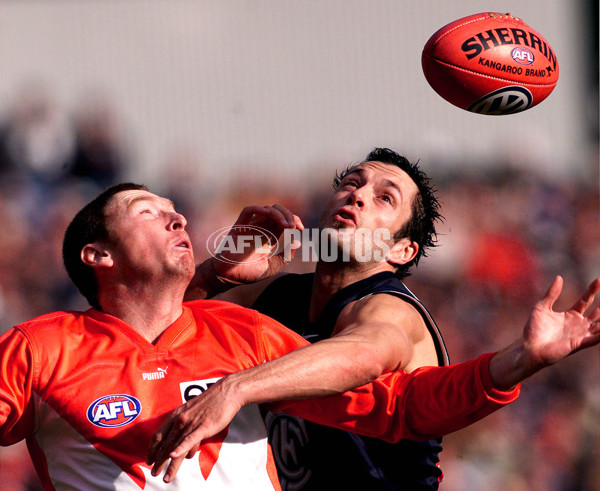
(62, 183, 148, 309)
(333, 147, 442, 278)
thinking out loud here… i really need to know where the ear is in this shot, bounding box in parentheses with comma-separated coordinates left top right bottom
(387, 238, 418, 266)
(81, 243, 113, 268)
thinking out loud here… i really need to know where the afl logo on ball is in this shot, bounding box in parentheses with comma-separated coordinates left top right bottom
(468, 87, 533, 115)
(87, 394, 142, 428)
(511, 47, 535, 65)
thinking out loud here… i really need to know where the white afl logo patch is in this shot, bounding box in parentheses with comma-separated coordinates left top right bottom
(511, 47, 535, 65)
(468, 86, 533, 115)
(87, 394, 142, 428)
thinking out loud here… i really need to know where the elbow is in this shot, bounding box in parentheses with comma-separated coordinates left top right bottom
(344, 344, 387, 384)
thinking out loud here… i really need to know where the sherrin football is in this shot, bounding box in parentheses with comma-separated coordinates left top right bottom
(422, 12, 559, 115)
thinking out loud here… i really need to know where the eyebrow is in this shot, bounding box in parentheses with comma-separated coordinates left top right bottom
(382, 179, 403, 196)
(127, 195, 175, 210)
(344, 169, 403, 196)
(343, 168, 364, 179)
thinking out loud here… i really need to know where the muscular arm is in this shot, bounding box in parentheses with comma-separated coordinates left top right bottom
(209, 294, 424, 404)
(275, 352, 519, 441)
(146, 296, 429, 480)
(148, 277, 600, 483)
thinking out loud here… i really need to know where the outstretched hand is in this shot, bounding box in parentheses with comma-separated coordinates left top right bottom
(212, 204, 304, 284)
(491, 276, 600, 390)
(523, 276, 600, 366)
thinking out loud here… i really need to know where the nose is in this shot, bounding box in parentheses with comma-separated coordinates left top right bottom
(168, 211, 187, 231)
(346, 187, 365, 208)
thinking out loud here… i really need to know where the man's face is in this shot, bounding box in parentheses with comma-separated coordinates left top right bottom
(319, 161, 418, 262)
(102, 189, 195, 282)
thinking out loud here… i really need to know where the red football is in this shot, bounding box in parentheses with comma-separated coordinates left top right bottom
(422, 12, 559, 115)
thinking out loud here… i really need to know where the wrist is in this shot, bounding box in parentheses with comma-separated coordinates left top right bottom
(214, 271, 246, 286)
(215, 373, 247, 411)
(185, 258, 239, 300)
(489, 339, 535, 391)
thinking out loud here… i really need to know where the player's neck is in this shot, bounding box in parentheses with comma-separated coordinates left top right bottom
(98, 281, 186, 343)
(309, 260, 394, 321)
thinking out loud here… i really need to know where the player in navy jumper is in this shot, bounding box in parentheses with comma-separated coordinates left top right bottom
(148, 149, 600, 489)
(253, 271, 448, 490)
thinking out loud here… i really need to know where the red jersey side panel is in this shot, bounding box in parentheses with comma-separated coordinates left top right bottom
(274, 353, 519, 441)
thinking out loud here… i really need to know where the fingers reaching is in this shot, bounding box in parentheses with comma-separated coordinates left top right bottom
(540, 275, 563, 310)
(151, 429, 188, 476)
(235, 204, 300, 230)
(160, 442, 200, 484)
(271, 204, 298, 228)
(539, 276, 600, 317)
(570, 278, 600, 315)
(293, 213, 304, 231)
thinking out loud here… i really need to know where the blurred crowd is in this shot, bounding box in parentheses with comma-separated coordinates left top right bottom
(0, 83, 598, 491)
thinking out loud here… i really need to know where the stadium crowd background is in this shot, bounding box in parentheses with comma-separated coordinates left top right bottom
(0, 79, 598, 491)
(0, 2, 598, 490)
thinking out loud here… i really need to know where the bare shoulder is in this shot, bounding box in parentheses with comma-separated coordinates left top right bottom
(332, 293, 439, 371)
(335, 293, 428, 342)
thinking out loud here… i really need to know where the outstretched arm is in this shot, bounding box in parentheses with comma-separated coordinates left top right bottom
(146, 294, 427, 480)
(489, 275, 600, 390)
(147, 276, 599, 482)
(184, 205, 303, 300)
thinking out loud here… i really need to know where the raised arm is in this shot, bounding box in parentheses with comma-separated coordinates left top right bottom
(184, 205, 303, 300)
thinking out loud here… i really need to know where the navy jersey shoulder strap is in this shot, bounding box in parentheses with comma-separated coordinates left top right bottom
(319, 272, 449, 366)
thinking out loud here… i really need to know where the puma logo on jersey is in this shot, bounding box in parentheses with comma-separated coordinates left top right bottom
(142, 366, 168, 380)
(87, 394, 142, 428)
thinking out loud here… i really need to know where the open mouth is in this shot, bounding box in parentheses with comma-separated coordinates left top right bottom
(175, 239, 191, 249)
(333, 209, 356, 225)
